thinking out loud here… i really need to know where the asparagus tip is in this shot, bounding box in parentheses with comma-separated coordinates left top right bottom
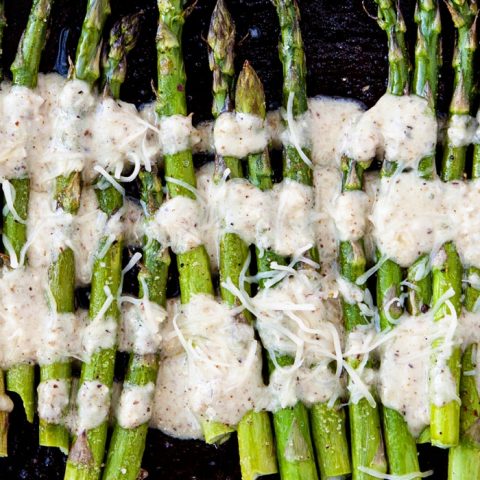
(235, 61, 266, 118)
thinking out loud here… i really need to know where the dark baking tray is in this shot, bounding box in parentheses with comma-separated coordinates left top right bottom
(0, 0, 463, 478)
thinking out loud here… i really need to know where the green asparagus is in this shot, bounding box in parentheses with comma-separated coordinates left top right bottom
(208, 4, 277, 479)
(337, 0, 413, 477)
(157, 0, 234, 444)
(371, 1, 423, 477)
(64, 8, 144, 480)
(101, 13, 171, 480)
(5, 0, 54, 425)
(430, 0, 476, 449)
(406, 0, 441, 315)
(272, 1, 351, 479)
(449, 4, 480, 471)
(40, 0, 122, 456)
(0, 0, 9, 457)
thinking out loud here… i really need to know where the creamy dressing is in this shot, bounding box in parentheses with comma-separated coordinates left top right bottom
(345, 93, 437, 168)
(447, 114, 478, 148)
(253, 270, 345, 409)
(0, 73, 203, 191)
(345, 304, 466, 437)
(146, 196, 203, 255)
(81, 314, 117, 359)
(37, 379, 70, 424)
(199, 165, 316, 258)
(333, 190, 370, 241)
(151, 355, 203, 439)
(0, 267, 75, 368)
(119, 300, 166, 355)
(214, 112, 268, 157)
(151, 296, 265, 437)
(146, 164, 316, 264)
(75, 381, 110, 433)
(372, 173, 480, 267)
(0, 393, 13, 413)
(116, 382, 155, 429)
(280, 108, 311, 150)
(308, 96, 364, 166)
(0, 76, 479, 443)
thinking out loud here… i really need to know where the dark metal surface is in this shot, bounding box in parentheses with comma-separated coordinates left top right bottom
(0, 0, 461, 478)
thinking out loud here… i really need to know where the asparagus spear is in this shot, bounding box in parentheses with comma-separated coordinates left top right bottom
(0, 1, 11, 458)
(157, 0, 234, 444)
(272, 0, 317, 476)
(430, 0, 476, 449)
(337, 0, 414, 476)
(101, 15, 171, 480)
(4, 0, 53, 425)
(272, 1, 351, 478)
(64, 9, 143, 480)
(245, 101, 321, 480)
(448, 286, 480, 477)
(449, 2, 480, 472)
(208, 4, 277, 480)
(102, 182, 168, 480)
(40, 0, 118, 456)
(406, 0, 441, 315)
(340, 232, 387, 480)
(0, 0, 5, 82)
(370, 2, 424, 477)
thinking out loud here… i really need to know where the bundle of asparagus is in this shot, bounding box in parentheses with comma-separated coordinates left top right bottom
(208, 3, 277, 479)
(1, 1, 480, 479)
(5, 0, 54, 427)
(64, 8, 142, 480)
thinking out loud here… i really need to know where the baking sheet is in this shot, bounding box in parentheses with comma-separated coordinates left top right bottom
(0, 0, 461, 477)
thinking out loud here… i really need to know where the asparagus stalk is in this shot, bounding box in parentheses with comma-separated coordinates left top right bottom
(102, 178, 168, 480)
(40, 0, 117, 456)
(156, 0, 234, 444)
(371, 2, 424, 477)
(101, 15, 171, 480)
(448, 273, 480, 477)
(64, 9, 143, 480)
(406, 0, 441, 315)
(430, 0, 477, 449)
(339, 220, 387, 480)
(337, 1, 407, 477)
(208, 4, 277, 479)
(0, 371, 9, 458)
(271, 2, 318, 477)
(449, 12, 480, 473)
(0, 1, 10, 458)
(4, 0, 53, 425)
(272, 1, 351, 478)
(0, 0, 5, 82)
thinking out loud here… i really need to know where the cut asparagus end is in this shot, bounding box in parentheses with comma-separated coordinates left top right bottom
(431, 346, 461, 449)
(202, 419, 234, 445)
(0, 410, 8, 457)
(431, 388, 461, 448)
(102, 424, 149, 480)
(39, 420, 70, 454)
(272, 402, 319, 480)
(310, 402, 351, 478)
(349, 396, 387, 480)
(238, 411, 278, 480)
(448, 442, 480, 479)
(7, 365, 35, 423)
